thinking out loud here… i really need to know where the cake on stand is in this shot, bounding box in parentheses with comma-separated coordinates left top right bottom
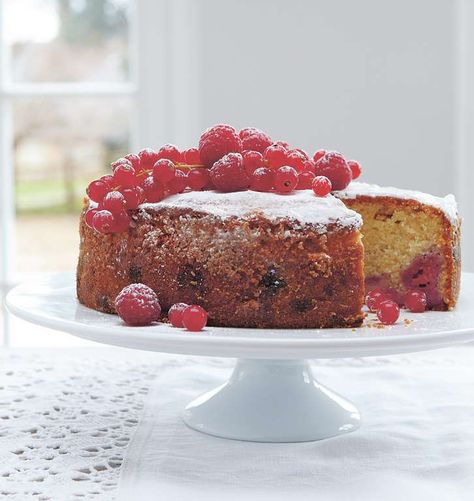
(7, 272, 474, 443)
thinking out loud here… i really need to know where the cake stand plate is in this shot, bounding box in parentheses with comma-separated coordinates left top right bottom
(6, 272, 474, 442)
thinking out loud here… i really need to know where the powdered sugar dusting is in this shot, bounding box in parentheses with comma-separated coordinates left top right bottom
(335, 182, 459, 225)
(138, 190, 362, 233)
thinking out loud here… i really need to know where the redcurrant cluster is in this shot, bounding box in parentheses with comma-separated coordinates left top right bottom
(84, 124, 363, 234)
(115, 283, 208, 331)
(365, 289, 428, 325)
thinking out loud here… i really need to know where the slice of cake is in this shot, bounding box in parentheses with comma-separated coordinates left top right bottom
(77, 191, 365, 328)
(336, 182, 461, 310)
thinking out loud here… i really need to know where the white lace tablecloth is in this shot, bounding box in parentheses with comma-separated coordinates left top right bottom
(1, 347, 473, 501)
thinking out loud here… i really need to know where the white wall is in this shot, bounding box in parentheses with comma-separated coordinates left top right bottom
(141, 0, 473, 270)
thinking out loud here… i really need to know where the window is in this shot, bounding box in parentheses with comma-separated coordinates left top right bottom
(0, 0, 138, 346)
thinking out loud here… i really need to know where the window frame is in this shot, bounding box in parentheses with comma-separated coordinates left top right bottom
(0, 0, 141, 346)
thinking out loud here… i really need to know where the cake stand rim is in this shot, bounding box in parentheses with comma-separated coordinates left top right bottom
(5, 271, 474, 359)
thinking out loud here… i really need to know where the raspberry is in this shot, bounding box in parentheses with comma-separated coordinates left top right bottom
(85, 208, 98, 228)
(157, 144, 181, 163)
(87, 180, 109, 203)
(199, 124, 242, 167)
(242, 150, 264, 175)
(313, 149, 327, 163)
(264, 144, 288, 168)
(143, 176, 165, 203)
(167, 169, 188, 194)
(138, 148, 159, 170)
(314, 151, 352, 191)
(239, 127, 260, 139)
(121, 186, 144, 210)
(209, 153, 250, 192)
(312, 176, 332, 197)
(365, 289, 387, 312)
(377, 300, 400, 325)
(296, 171, 315, 190)
(92, 210, 115, 234)
(115, 284, 161, 326)
(182, 305, 208, 331)
(405, 290, 427, 313)
(273, 140, 290, 150)
(241, 130, 273, 153)
(286, 149, 307, 171)
(187, 169, 209, 190)
(113, 163, 137, 188)
(168, 302, 189, 327)
(250, 167, 274, 192)
(182, 148, 201, 165)
(348, 160, 362, 180)
(274, 166, 298, 193)
(102, 191, 126, 215)
(153, 159, 176, 184)
(112, 210, 130, 232)
(124, 153, 141, 170)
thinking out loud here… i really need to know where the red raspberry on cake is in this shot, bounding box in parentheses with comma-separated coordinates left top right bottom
(239, 127, 260, 139)
(209, 152, 250, 192)
(314, 151, 352, 191)
(199, 124, 242, 167)
(115, 284, 161, 326)
(241, 129, 273, 154)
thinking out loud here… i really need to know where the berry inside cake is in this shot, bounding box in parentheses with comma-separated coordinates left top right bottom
(77, 124, 461, 328)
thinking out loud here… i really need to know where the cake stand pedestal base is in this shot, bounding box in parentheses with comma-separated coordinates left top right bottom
(183, 359, 361, 442)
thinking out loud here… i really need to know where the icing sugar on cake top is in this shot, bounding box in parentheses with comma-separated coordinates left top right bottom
(139, 189, 362, 232)
(335, 182, 459, 225)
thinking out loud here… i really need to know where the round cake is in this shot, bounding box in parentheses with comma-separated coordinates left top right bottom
(77, 190, 366, 328)
(76, 123, 461, 329)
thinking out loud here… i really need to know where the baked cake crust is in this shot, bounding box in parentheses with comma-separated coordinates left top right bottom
(77, 191, 365, 328)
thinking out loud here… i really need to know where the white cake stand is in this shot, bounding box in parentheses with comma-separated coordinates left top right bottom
(6, 272, 474, 443)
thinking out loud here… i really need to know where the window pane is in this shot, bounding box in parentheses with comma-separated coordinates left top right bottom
(14, 96, 131, 274)
(6, 0, 131, 83)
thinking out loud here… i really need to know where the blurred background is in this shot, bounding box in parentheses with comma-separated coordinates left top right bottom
(0, 0, 473, 346)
